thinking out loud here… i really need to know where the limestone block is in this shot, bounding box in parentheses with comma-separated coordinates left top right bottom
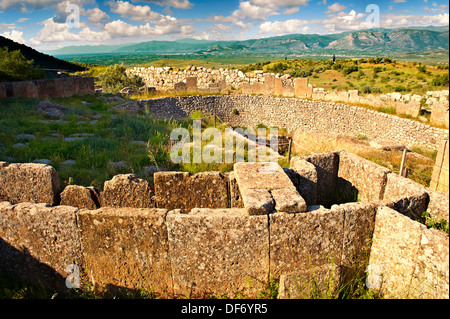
(338, 202, 379, 269)
(410, 228, 449, 299)
(36, 79, 57, 99)
(269, 207, 344, 279)
(154, 171, 229, 212)
(60, 185, 101, 210)
(174, 81, 187, 91)
(0, 162, 60, 205)
(77, 207, 172, 296)
(396, 100, 421, 118)
(11, 81, 39, 98)
(102, 174, 154, 208)
(186, 76, 197, 91)
(368, 206, 427, 298)
(228, 171, 244, 208)
(304, 151, 339, 205)
(282, 83, 295, 97)
(234, 162, 306, 215)
(278, 264, 342, 299)
(289, 156, 318, 206)
(294, 78, 309, 98)
(167, 208, 269, 298)
(430, 101, 449, 128)
(0, 202, 82, 292)
(338, 151, 391, 202)
(274, 78, 283, 96)
(430, 139, 449, 193)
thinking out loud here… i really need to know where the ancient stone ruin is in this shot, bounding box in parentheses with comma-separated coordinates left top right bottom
(0, 148, 448, 298)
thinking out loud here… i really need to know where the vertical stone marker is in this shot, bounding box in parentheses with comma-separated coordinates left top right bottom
(233, 162, 307, 215)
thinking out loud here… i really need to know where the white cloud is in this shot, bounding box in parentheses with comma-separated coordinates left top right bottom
(109, 1, 165, 22)
(1, 29, 26, 44)
(382, 12, 449, 27)
(258, 19, 309, 34)
(0, 0, 93, 11)
(86, 8, 110, 25)
(394, 0, 407, 3)
(284, 7, 300, 15)
(325, 2, 347, 14)
(17, 18, 30, 23)
(132, 0, 193, 10)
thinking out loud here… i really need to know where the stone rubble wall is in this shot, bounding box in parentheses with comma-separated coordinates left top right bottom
(116, 95, 448, 150)
(0, 150, 448, 298)
(0, 77, 95, 99)
(127, 66, 449, 128)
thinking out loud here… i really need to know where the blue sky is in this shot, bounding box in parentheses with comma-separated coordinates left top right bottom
(0, 0, 448, 51)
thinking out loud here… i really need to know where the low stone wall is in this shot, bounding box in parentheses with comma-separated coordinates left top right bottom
(0, 77, 95, 99)
(127, 66, 449, 128)
(0, 150, 448, 298)
(116, 95, 449, 150)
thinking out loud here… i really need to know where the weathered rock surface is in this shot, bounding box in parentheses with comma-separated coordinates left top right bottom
(77, 207, 172, 296)
(0, 202, 82, 292)
(60, 185, 101, 210)
(234, 162, 307, 215)
(0, 162, 60, 205)
(102, 174, 154, 208)
(36, 101, 68, 119)
(166, 208, 269, 298)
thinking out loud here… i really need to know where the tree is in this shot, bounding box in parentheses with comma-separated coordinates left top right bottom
(332, 54, 336, 64)
(0, 47, 45, 82)
(98, 64, 143, 94)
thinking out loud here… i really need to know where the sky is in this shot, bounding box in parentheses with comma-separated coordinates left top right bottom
(0, 0, 448, 51)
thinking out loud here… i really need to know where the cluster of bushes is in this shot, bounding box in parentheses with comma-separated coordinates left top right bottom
(0, 47, 46, 82)
(431, 73, 449, 87)
(98, 64, 143, 94)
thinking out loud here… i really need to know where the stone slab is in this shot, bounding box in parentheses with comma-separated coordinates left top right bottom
(167, 208, 269, 298)
(60, 185, 101, 210)
(368, 206, 427, 298)
(269, 207, 344, 280)
(0, 162, 60, 205)
(338, 151, 391, 202)
(103, 174, 155, 208)
(77, 207, 172, 296)
(0, 202, 82, 292)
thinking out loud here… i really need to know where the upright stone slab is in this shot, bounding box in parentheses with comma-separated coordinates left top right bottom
(274, 78, 283, 96)
(0, 202, 82, 292)
(154, 171, 229, 212)
(304, 151, 339, 206)
(338, 151, 391, 202)
(294, 78, 309, 98)
(60, 185, 101, 210)
(0, 162, 60, 205)
(368, 206, 427, 298)
(288, 156, 318, 206)
(234, 162, 307, 215)
(269, 207, 344, 279)
(410, 228, 449, 299)
(186, 76, 198, 91)
(431, 101, 450, 128)
(102, 174, 154, 208)
(174, 81, 187, 91)
(167, 208, 269, 298)
(77, 207, 172, 296)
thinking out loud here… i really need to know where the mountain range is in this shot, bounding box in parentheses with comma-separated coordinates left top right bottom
(47, 26, 449, 56)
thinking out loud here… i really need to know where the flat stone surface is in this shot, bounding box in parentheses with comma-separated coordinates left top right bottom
(234, 162, 306, 215)
(269, 207, 344, 279)
(103, 174, 154, 208)
(368, 206, 426, 298)
(0, 162, 60, 205)
(60, 185, 100, 210)
(78, 207, 172, 296)
(0, 202, 82, 292)
(167, 208, 269, 298)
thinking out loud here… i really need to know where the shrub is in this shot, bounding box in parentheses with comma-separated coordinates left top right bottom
(98, 64, 143, 94)
(0, 47, 46, 82)
(342, 65, 358, 75)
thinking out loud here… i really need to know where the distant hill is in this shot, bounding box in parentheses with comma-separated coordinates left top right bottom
(0, 35, 86, 72)
(47, 26, 449, 57)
